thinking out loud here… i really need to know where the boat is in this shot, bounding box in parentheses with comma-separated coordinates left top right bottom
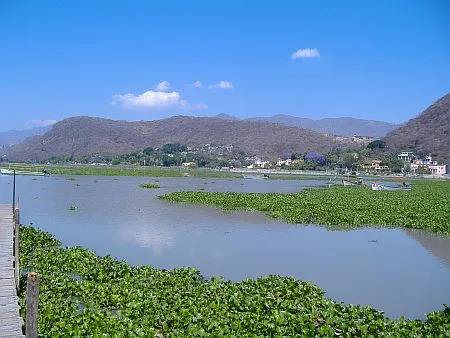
(371, 183, 411, 191)
(242, 174, 263, 180)
(342, 179, 363, 187)
(341, 172, 364, 187)
(1, 168, 48, 176)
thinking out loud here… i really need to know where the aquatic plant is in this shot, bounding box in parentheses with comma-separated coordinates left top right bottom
(160, 180, 450, 235)
(18, 226, 449, 337)
(139, 183, 160, 189)
(40, 164, 240, 178)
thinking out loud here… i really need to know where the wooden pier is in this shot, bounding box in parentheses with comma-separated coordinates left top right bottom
(0, 204, 25, 337)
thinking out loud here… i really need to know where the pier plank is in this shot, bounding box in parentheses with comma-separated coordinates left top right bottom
(0, 205, 24, 337)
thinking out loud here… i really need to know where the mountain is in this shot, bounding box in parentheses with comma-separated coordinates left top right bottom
(383, 93, 450, 163)
(245, 115, 398, 138)
(214, 113, 239, 120)
(4, 116, 358, 162)
(0, 126, 51, 147)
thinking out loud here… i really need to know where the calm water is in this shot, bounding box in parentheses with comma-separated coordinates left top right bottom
(1, 174, 449, 319)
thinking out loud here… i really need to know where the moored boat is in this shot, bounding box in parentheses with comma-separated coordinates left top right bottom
(1, 168, 48, 176)
(342, 179, 363, 187)
(371, 183, 411, 191)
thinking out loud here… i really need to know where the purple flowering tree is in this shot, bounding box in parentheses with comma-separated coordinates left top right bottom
(303, 151, 327, 166)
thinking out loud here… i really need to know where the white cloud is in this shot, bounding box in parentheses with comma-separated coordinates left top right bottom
(26, 119, 57, 127)
(111, 90, 188, 109)
(291, 48, 320, 59)
(119, 224, 174, 255)
(155, 80, 171, 91)
(111, 89, 208, 111)
(192, 103, 208, 110)
(189, 80, 202, 88)
(208, 80, 233, 90)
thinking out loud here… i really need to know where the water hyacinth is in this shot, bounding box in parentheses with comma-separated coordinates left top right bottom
(19, 226, 450, 337)
(139, 183, 160, 189)
(160, 180, 450, 235)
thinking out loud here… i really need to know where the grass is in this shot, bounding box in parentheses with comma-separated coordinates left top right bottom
(33, 164, 241, 178)
(160, 180, 450, 235)
(19, 225, 450, 337)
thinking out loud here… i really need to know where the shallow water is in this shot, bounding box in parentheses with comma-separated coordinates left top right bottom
(1, 174, 449, 319)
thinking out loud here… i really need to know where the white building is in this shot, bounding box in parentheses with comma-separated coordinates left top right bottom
(398, 151, 414, 162)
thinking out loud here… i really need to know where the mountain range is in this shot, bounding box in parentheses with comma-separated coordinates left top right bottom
(4, 116, 358, 162)
(3, 93, 449, 163)
(244, 115, 398, 138)
(0, 114, 397, 148)
(213, 114, 397, 138)
(0, 126, 51, 147)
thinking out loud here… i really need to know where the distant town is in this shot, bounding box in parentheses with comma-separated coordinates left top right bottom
(5, 137, 445, 177)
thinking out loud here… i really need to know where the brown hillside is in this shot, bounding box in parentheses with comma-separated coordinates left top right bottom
(5, 116, 358, 162)
(383, 93, 450, 163)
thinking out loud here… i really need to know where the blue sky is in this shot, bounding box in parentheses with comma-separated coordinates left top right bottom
(0, 0, 449, 131)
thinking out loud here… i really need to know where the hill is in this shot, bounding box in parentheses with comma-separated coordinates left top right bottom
(244, 115, 397, 138)
(0, 126, 51, 147)
(214, 113, 239, 120)
(383, 93, 450, 163)
(4, 116, 358, 162)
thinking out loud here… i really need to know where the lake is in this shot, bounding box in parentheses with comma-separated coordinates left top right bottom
(1, 174, 449, 319)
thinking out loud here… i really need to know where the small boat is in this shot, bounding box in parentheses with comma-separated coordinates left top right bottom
(1, 168, 48, 176)
(371, 183, 411, 191)
(342, 179, 363, 187)
(242, 174, 263, 180)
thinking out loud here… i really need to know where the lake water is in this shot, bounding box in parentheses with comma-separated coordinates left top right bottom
(1, 174, 449, 319)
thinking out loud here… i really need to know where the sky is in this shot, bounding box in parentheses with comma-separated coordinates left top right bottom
(0, 0, 449, 131)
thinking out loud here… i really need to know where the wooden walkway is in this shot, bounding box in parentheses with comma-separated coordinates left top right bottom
(0, 205, 24, 337)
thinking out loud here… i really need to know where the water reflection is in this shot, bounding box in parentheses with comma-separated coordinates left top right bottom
(119, 225, 175, 255)
(404, 229, 450, 266)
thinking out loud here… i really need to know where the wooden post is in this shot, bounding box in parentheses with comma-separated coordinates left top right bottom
(12, 170, 16, 212)
(14, 207, 20, 291)
(26, 272, 39, 338)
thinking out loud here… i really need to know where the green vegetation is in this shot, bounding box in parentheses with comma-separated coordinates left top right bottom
(40, 142, 249, 169)
(139, 183, 160, 189)
(367, 139, 386, 149)
(39, 165, 240, 178)
(19, 226, 450, 337)
(161, 180, 450, 235)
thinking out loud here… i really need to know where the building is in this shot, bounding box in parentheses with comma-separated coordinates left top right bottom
(362, 160, 389, 172)
(428, 164, 447, 175)
(276, 158, 292, 166)
(398, 151, 414, 162)
(352, 135, 374, 145)
(409, 154, 448, 175)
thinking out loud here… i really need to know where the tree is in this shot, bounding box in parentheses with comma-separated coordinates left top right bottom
(291, 152, 302, 160)
(143, 147, 154, 155)
(303, 151, 327, 166)
(341, 152, 358, 169)
(161, 143, 187, 154)
(367, 140, 386, 149)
